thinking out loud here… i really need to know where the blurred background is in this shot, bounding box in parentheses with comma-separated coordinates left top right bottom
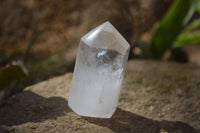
(0, 0, 200, 100)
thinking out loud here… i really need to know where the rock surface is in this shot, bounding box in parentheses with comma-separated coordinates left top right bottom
(0, 60, 200, 133)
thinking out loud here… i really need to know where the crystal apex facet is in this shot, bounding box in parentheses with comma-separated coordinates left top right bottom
(81, 21, 130, 55)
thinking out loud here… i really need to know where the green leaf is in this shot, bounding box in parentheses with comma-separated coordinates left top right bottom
(195, 0, 200, 13)
(173, 31, 200, 47)
(150, 0, 196, 59)
(0, 61, 27, 90)
(182, 18, 200, 33)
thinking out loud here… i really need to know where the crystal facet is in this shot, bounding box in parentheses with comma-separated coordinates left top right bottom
(68, 21, 130, 118)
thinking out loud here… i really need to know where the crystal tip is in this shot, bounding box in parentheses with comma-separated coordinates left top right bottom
(81, 21, 130, 55)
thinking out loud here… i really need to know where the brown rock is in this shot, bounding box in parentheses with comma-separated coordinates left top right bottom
(0, 60, 199, 133)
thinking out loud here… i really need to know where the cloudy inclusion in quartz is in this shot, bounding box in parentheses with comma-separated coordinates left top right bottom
(68, 21, 130, 118)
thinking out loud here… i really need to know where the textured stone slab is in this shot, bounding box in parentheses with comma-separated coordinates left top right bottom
(0, 60, 199, 133)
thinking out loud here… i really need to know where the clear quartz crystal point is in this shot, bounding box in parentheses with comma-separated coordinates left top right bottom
(68, 21, 130, 118)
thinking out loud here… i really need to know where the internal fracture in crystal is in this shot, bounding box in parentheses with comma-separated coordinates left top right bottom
(68, 21, 130, 118)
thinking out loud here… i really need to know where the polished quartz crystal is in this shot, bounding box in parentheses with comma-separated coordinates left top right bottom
(68, 21, 130, 118)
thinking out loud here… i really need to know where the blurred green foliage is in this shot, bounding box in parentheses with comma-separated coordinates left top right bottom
(0, 62, 26, 90)
(174, 18, 200, 47)
(150, 0, 200, 59)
